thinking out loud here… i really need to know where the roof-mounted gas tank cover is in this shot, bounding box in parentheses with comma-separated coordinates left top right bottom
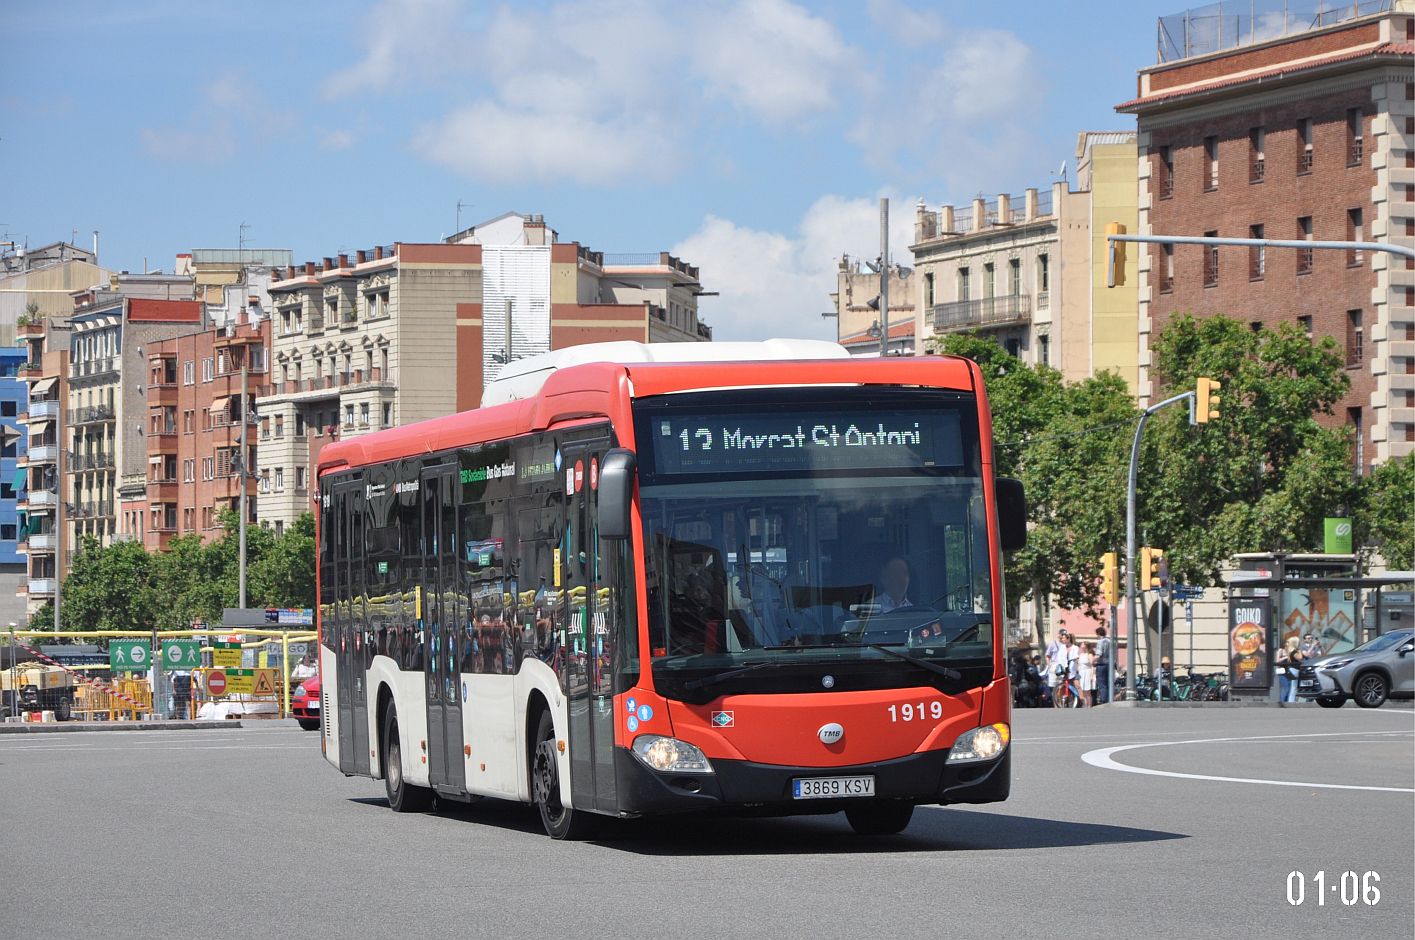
(480, 339, 850, 406)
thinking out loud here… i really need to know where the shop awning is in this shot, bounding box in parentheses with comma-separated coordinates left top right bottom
(27, 420, 49, 436)
(29, 377, 57, 397)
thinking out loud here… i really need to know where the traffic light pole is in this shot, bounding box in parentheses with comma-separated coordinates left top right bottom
(1124, 390, 1194, 702)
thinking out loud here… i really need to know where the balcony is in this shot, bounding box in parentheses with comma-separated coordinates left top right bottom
(71, 403, 115, 426)
(17, 321, 45, 338)
(26, 400, 59, 420)
(18, 362, 43, 379)
(26, 490, 55, 508)
(147, 479, 180, 502)
(27, 578, 56, 596)
(27, 444, 59, 464)
(70, 357, 118, 380)
(152, 383, 180, 406)
(68, 451, 115, 472)
(147, 431, 179, 456)
(930, 294, 1032, 334)
(27, 533, 56, 553)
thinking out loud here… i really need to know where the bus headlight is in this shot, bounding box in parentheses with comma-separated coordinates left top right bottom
(947, 723, 1010, 764)
(631, 735, 714, 774)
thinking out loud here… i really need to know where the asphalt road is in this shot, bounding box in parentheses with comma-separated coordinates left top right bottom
(1, 706, 1409, 939)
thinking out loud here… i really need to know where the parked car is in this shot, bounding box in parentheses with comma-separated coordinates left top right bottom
(1297, 628, 1415, 708)
(292, 673, 321, 730)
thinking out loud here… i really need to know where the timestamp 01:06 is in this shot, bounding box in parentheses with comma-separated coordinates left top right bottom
(1287, 871, 1380, 906)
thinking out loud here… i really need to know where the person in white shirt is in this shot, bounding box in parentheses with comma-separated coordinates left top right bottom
(1045, 629, 1071, 707)
(290, 652, 318, 684)
(874, 557, 914, 613)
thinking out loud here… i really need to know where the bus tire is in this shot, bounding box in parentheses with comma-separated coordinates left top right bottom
(845, 801, 914, 835)
(530, 708, 598, 840)
(383, 707, 432, 813)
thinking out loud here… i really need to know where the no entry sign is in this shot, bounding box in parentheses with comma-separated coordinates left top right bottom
(206, 670, 228, 696)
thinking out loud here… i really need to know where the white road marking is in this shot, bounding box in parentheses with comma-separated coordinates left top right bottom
(1081, 731, 1415, 793)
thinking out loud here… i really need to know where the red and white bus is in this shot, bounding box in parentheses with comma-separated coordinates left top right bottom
(315, 341, 1024, 838)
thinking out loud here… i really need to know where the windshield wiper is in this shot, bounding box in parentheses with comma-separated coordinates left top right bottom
(865, 644, 963, 681)
(681, 659, 784, 692)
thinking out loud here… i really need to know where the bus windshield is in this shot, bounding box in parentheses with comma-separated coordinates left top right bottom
(634, 388, 995, 703)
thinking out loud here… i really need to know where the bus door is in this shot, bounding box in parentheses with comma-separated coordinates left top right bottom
(333, 478, 371, 776)
(421, 465, 466, 794)
(562, 440, 618, 813)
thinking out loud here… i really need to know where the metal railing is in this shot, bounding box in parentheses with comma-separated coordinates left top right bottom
(930, 294, 1032, 333)
(1157, 1, 1392, 63)
(67, 452, 115, 472)
(71, 404, 114, 425)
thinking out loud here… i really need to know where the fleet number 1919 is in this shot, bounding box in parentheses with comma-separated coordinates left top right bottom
(887, 701, 943, 722)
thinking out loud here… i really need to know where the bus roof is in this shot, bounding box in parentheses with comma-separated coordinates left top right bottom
(318, 353, 980, 475)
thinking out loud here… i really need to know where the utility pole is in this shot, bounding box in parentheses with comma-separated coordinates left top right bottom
(504, 299, 513, 366)
(238, 357, 248, 609)
(878, 198, 889, 358)
(53, 389, 63, 634)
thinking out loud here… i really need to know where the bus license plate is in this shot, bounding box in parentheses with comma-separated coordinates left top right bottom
(793, 776, 875, 800)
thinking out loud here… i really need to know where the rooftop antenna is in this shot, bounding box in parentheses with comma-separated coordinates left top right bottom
(1056, 160, 1068, 183)
(456, 200, 473, 234)
(239, 221, 251, 262)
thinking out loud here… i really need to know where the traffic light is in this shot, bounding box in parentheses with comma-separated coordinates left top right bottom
(1106, 222, 1127, 287)
(1100, 551, 1120, 606)
(1139, 547, 1165, 591)
(1195, 376, 1221, 423)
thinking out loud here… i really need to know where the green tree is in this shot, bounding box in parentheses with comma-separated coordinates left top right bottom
(60, 535, 160, 631)
(1359, 455, 1413, 569)
(1143, 314, 1357, 583)
(26, 601, 54, 632)
(250, 512, 317, 609)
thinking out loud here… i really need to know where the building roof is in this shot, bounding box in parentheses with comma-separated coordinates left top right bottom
(840, 320, 916, 347)
(1117, 41, 1413, 111)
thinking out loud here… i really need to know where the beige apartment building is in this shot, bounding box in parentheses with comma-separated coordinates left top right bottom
(909, 135, 1141, 388)
(829, 261, 916, 356)
(259, 214, 711, 533)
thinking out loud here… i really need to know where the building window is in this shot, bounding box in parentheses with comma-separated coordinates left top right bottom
(1, 524, 14, 541)
(184, 459, 194, 482)
(202, 358, 213, 382)
(295, 412, 306, 437)
(0, 402, 13, 418)
(983, 263, 995, 299)
(1249, 127, 1264, 182)
(359, 402, 370, 426)
(1346, 309, 1363, 366)
(1297, 216, 1313, 274)
(1347, 208, 1363, 266)
(1038, 253, 1050, 292)
(344, 404, 355, 427)
(1204, 136, 1218, 191)
(1347, 108, 1363, 166)
(1008, 259, 1021, 297)
(296, 466, 307, 491)
(1038, 334, 1050, 366)
(1203, 230, 1219, 286)
(1297, 315, 1313, 339)
(1160, 244, 1175, 293)
(382, 402, 393, 428)
(274, 467, 284, 491)
(1004, 337, 1020, 359)
(1249, 224, 1264, 279)
(1297, 118, 1313, 174)
(1348, 407, 1364, 473)
(923, 273, 934, 308)
(250, 346, 265, 372)
(957, 267, 970, 302)
(1159, 145, 1174, 198)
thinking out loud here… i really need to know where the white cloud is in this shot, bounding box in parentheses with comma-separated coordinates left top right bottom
(320, 129, 355, 151)
(692, 0, 851, 123)
(674, 194, 916, 343)
(415, 101, 677, 185)
(865, 0, 946, 48)
(321, 0, 469, 98)
(139, 123, 236, 163)
(139, 73, 293, 163)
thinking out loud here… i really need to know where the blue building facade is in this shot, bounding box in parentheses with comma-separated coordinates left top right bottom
(0, 347, 27, 567)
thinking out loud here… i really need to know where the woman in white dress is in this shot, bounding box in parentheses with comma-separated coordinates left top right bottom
(1079, 641, 1098, 707)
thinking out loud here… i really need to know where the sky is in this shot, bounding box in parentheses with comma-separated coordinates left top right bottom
(2, 0, 1164, 343)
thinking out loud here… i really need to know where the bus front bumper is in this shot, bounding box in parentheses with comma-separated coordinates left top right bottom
(613, 745, 1009, 816)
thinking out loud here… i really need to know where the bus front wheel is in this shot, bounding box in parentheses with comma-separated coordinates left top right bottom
(530, 708, 598, 840)
(383, 707, 432, 813)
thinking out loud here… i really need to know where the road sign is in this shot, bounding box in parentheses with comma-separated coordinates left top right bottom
(162, 639, 200, 671)
(110, 640, 151, 674)
(206, 670, 228, 696)
(211, 641, 243, 669)
(252, 669, 276, 695)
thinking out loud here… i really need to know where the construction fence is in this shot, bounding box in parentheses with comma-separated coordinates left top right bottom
(2, 629, 318, 723)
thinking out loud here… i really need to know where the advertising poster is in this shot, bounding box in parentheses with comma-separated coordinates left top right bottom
(1228, 596, 1270, 689)
(1281, 587, 1358, 655)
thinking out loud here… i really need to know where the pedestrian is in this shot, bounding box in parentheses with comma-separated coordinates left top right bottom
(1094, 625, 1112, 704)
(1154, 655, 1173, 700)
(1299, 632, 1324, 659)
(1064, 633, 1083, 707)
(1276, 637, 1296, 702)
(1285, 645, 1307, 703)
(1079, 641, 1097, 707)
(1046, 630, 1071, 708)
(1028, 654, 1050, 707)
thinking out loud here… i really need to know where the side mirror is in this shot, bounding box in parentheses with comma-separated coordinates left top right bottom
(1398, 642, 1413, 657)
(598, 448, 637, 540)
(995, 476, 1027, 553)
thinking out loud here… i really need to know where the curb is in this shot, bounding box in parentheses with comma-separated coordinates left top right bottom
(0, 720, 244, 735)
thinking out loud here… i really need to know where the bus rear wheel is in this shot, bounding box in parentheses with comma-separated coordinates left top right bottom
(845, 801, 915, 835)
(530, 708, 598, 840)
(383, 708, 432, 813)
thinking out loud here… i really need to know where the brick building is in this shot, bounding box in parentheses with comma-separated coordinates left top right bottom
(1118, 2, 1415, 466)
(120, 316, 267, 549)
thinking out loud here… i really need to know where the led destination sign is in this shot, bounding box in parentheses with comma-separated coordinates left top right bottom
(649, 408, 967, 476)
